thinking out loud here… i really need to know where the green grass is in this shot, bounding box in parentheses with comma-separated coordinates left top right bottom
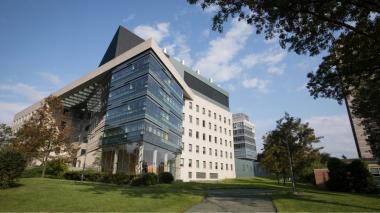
(0, 177, 379, 212)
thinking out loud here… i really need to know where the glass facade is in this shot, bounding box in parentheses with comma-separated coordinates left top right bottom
(102, 51, 184, 175)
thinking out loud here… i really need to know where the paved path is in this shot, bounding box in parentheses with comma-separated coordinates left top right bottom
(186, 188, 276, 212)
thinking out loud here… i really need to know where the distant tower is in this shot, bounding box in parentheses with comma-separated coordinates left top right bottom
(232, 113, 257, 160)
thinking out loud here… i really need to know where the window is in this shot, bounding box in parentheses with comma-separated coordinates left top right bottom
(189, 144, 192, 152)
(214, 125, 217, 131)
(202, 107, 205, 114)
(229, 130, 231, 136)
(208, 110, 211, 117)
(203, 161, 206, 169)
(203, 147, 206, 154)
(209, 135, 212, 142)
(226, 164, 229, 170)
(80, 149, 86, 155)
(189, 115, 192, 123)
(228, 119, 231, 125)
(202, 120, 205, 127)
(219, 115, 221, 121)
(225, 151, 228, 158)
(209, 162, 212, 169)
(230, 152, 233, 159)
(196, 105, 199, 112)
(225, 140, 227, 146)
(180, 158, 184, 167)
(220, 150, 223, 157)
(231, 164, 233, 170)
(219, 126, 222, 133)
(214, 137, 217, 144)
(182, 127, 185, 135)
(208, 122, 211, 129)
(189, 129, 192, 137)
(209, 148, 212, 155)
(215, 149, 217, 156)
(202, 133, 206, 140)
(189, 102, 192, 109)
(215, 162, 218, 170)
(196, 131, 199, 139)
(188, 172, 192, 178)
(221, 163, 224, 170)
(196, 160, 199, 168)
(196, 118, 199, 125)
(224, 128, 227, 134)
(214, 113, 216, 119)
(224, 117, 226, 123)
(189, 159, 192, 167)
(229, 141, 232, 147)
(220, 138, 222, 145)
(196, 145, 199, 153)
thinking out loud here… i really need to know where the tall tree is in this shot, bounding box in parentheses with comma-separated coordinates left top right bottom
(262, 113, 322, 183)
(12, 96, 77, 177)
(188, 0, 380, 160)
(0, 123, 12, 147)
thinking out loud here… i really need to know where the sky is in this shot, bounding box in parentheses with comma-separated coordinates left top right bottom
(0, 0, 358, 158)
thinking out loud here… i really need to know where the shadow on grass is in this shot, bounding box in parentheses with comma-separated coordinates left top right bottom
(274, 192, 380, 211)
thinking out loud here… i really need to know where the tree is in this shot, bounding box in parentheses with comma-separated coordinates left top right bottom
(0, 148, 26, 188)
(262, 113, 322, 185)
(326, 157, 350, 191)
(12, 96, 77, 177)
(347, 159, 377, 193)
(0, 123, 12, 147)
(188, 0, 380, 161)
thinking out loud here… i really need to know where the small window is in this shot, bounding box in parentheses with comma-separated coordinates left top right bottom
(196, 105, 199, 112)
(189, 115, 193, 123)
(196, 160, 200, 168)
(189, 129, 192, 137)
(221, 163, 224, 170)
(202, 133, 206, 140)
(189, 159, 192, 167)
(209, 148, 212, 155)
(180, 158, 184, 167)
(202, 108, 205, 114)
(202, 120, 206, 127)
(196, 145, 199, 153)
(215, 162, 218, 170)
(188, 172, 192, 178)
(203, 161, 206, 169)
(203, 147, 206, 154)
(209, 162, 212, 169)
(208, 122, 211, 129)
(196, 131, 199, 139)
(189, 102, 192, 109)
(189, 144, 192, 152)
(215, 149, 218, 156)
(208, 110, 211, 117)
(214, 113, 216, 119)
(209, 135, 212, 142)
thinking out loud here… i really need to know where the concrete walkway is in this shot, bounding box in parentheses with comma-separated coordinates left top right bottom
(186, 188, 276, 212)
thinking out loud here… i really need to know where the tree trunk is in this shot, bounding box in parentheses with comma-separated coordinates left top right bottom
(282, 176, 286, 185)
(41, 153, 48, 178)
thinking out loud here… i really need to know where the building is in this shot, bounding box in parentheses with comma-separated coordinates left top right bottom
(345, 97, 380, 176)
(232, 113, 257, 177)
(12, 26, 235, 181)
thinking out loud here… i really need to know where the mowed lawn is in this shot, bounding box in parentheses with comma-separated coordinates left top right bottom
(1, 177, 380, 212)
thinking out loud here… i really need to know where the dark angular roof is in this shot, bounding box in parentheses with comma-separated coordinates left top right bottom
(99, 26, 144, 67)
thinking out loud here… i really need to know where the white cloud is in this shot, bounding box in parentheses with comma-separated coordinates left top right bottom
(267, 64, 286, 75)
(0, 83, 47, 102)
(123, 14, 135, 22)
(133, 22, 170, 44)
(306, 115, 357, 158)
(38, 72, 61, 85)
(164, 33, 193, 66)
(194, 19, 253, 82)
(242, 78, 270, 93)
(241, 49, 287, 69)
(0, 102, 28, 125)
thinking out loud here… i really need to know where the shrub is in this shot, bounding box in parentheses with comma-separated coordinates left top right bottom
(158, 172, 174, 184)
(84, 170, 103, 182)
(130, 176, 144, 186)
(326, 157, 349, 191)
(63, 171, 82, 181)
(347, 160, 377, 193)
(46, 159, 68, 177)
(111, 173, 133, 185)
(143, 173, 158, 185)
(21, 167, 43, 178)
(0, 149, 26, 188)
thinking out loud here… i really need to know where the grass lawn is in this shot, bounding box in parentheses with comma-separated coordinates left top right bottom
(0, 177, 379, 212)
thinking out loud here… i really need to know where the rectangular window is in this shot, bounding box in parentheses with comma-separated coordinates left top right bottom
(224, 117, 226, 123)
(196, 118, 199, 125)
(180, 158, 184, 167)
(215, 149, 217, 156)
(214, 113, 216, 119)
(196, 105, 199, 112)
(225, 151, 228, 158)
(196, 131, 199, 139)
(189, 144, 192, 152)
(196, 172, 206, 179)
(209, 162, 212, 169)
(196, 145, 199, 153)
(202, 146, 206, 154)
(214, 137, 217, 144)
(208, 122, 211, 129)
(219, 126, 222, 133)
(189, 129, 192, 137)
(202, 120, 205, 127)
(221, 163, 224, 170)
(203, 161, 206, 169)
(189, 115, 192, 123)
(230, 152, 233, 159)
(208, 110, 211, 117)
(225, 140, 227, 146)
(202, 133, 206, 140)
(229, 130, 231, 136)
(215, 162, 218, 170)
(214, 125, 217, 131)
(210, 173, 218, 179)
(229, 141, 232, 147)
(219, 115, 221, 121)
(220, 138, 222, 145)
(196, 160, 199, 168)
(228, 119, 231, 125)
(188, 172, 192, 178)
(209, 135, 212, 142)
(189, 159, 192, 167)
(189, 102, 192, 109)
(202, 107, 205, 115)
(220, 150, 223, 157)
(224, 128, 227, 134)
(231, 164, 233, 171)
(209, 148, 212, 155)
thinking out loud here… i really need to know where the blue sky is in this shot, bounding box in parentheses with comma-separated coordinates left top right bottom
(0, 0, 358, 157)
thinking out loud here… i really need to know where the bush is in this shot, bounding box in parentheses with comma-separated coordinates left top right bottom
(143, 173, 158, 185)
(347, 160, 377, 193)
(84, 170, 103, 182)
(111, 173, 133, 185)
(46, 159, 68, 177)
(158, 172, 174, 184)
(21, 167, 43, 178)
(130, 176, 144, 186)
(64, 171, 82, 181)
(0, 149, 26, 188)
(326, 158, 349, 191)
